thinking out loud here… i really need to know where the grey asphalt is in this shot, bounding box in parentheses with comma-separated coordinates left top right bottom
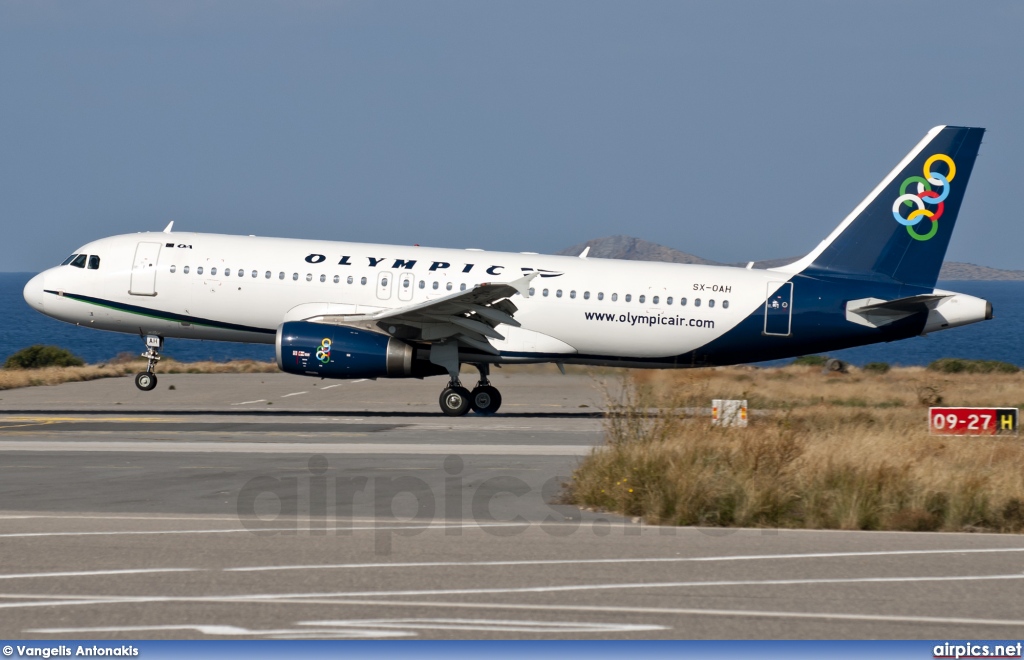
(0, 373, 1023, 639)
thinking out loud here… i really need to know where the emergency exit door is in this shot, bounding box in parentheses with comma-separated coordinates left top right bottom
(764, 281, 793, 336)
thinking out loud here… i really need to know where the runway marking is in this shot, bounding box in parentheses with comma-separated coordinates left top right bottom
(6, 573, 1024, 630)
(277, 599, 1024, 630)
(0, 441, 590, 455)
(231, 571, 1024, 600)
(281, 392, 307, 398)
(0, 522, 533, 539)
(231, 400, 266, 406)
(352, 380, 368, 384)
(222, 546, 1024, 572)
(321, 384, 343, 390)
(27, 618, 663, 636)
(25, 624, 411, 639)
(0, 568, 196, 580)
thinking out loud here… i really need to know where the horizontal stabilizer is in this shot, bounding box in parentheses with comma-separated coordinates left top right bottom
(845, 293, 951, 328)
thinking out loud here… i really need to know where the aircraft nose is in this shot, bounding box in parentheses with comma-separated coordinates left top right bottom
(23, 272, 47, 310)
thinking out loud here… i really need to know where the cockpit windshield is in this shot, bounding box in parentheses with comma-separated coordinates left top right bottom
(60, 254, 78, 266)
(70, 255, 87, 268)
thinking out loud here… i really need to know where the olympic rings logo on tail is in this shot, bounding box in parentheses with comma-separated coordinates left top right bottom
(316, 338, 332, 364)
(892, 153, 956, 241)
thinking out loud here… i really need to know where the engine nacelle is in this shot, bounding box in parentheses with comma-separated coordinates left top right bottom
(275, 322, 444, 379)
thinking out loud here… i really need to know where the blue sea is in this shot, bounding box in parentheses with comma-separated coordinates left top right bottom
(1, 272, 1021, 367)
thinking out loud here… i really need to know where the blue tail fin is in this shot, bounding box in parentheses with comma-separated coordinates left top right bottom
(781, 126, 984, 288)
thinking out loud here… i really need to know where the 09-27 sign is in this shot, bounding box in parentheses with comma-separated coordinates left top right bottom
(929, 407, 1018, 435)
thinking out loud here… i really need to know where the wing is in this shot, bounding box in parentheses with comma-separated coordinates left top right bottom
(302, 273, 538, 355)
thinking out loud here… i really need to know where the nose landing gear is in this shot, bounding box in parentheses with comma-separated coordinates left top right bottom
(134, 334, 162, 392)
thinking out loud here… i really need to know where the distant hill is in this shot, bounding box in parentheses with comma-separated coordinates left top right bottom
(556, 236, 1024, 281)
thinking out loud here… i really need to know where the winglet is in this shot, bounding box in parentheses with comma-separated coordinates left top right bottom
(509, 272, 540, 298)
(162, 221, 174, 234)
(578, 246, 590, 258)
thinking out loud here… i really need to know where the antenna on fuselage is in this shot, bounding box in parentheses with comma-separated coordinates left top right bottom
(162, 221, 174, 234)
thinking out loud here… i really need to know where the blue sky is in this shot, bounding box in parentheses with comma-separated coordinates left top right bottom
(2, 1, 1021, 271)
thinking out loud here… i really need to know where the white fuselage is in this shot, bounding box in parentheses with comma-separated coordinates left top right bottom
(24, 232, 787, 363)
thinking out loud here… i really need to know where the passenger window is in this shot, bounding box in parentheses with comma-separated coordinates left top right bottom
(653, 296, 659, 305)
(460, 283, 466, 291)
(625, 294, 632, 302)
(225, 268, 231, 276)
(709, 299, 715, 308)
(418, 280, 425, 289)
(723, 300, 729, 309)
(360, 277, 367, 285)
(292, 273, 299, 281)
(70, 255, 87, 268)
(306, 274, 313, 282)
(239, 269, 245, 278)
(183, 266, 190, 274)
(279, 272, 285, 280)
(252, 270, 257, 278)
(529, 288, 535, 296)
(598, 292, 604, 301)
(446, 282, 452, 291)
(583, 291, 590, 300)
(197, 266, 204, 275)
(680, 297, 687, 306)
(211, 267, 218, 276)
(87, 255, 100, 270)
(404, 279, 411, 288)
(611, 293, 618, 301)
(348, 276, 354, 285)
(334, 275, 340, 284)
(170, 265, 176, 274)
(556, 290, 563, 298)
(694, 298, 701, 307)
(382, 277, 389, 287)
(61, 254, 78, 266)
(667, 297, 673, 305)
(639, 295, 646, 303)
(266, 271, 272, 279)
(570, 290, 576, 299)
(542, 289, 549, 297)
(432, 281, 439, 290)
(320, 274, 326, 283)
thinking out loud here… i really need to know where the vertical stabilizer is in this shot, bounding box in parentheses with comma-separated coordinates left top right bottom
(776, 126, 984, 288)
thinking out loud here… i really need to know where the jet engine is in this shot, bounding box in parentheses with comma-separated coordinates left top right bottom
(275, 322, 445, 379)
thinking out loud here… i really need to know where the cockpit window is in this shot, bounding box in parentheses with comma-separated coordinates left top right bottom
(87, 255, 100, 270)
(61, 254, 78, 266)
(70, 255, 87, 269)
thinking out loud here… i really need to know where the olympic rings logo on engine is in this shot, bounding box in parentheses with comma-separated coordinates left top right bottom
(316, 338, 332, 364)
(892, 153, 956, 242)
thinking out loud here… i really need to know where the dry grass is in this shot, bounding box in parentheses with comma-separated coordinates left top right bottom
(568, 365, 1024, 533)
(0, 357, 277, 391)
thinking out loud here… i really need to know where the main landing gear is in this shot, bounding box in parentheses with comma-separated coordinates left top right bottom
(438, 364, 502, 416)
(134, 335, 162, 392)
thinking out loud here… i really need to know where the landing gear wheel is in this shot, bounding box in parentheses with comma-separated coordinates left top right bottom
(470, 386, 502, 415)
(135, 372, 158, 391)
(439, 386, 472, 416)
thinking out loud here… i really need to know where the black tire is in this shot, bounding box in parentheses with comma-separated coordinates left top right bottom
(135, 372, 157, 391)
(439, 386, 472, 416)
(470, 386, 502, 415)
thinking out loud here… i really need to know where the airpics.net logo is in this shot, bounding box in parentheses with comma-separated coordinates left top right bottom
(933, 642, 1023, 659)
(892, 153, 956, 242)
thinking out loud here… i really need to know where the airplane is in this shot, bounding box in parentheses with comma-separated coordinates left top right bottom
(23, 125, 990, 416)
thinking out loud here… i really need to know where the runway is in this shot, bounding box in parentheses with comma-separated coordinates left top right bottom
(1, 372, 1023, 639)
